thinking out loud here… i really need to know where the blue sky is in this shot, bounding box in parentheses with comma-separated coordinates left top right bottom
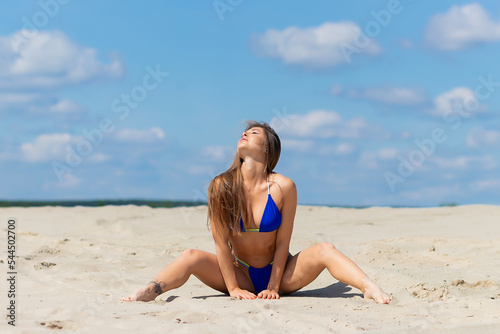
(1, 0, 499, 206)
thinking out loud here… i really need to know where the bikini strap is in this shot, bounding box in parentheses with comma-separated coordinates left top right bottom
(267, 174, 270, 194)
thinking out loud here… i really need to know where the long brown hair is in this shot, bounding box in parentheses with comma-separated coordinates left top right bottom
(207, 121, 281, 242)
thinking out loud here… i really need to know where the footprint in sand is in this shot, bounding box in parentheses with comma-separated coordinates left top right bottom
(37, 246, 60, 255)
(34, 262, 57, 270)
(408, 279, 500, 302)
(449, 279, 500, 289)
(40, 320, 77, 330)
(40, 321, 63, 329)
(407, 283, 451, 302)
(24, 246, 60, 261)
(18, 231, 39, 236)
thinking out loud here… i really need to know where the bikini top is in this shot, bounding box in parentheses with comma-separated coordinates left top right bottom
(239, 176, 282, 233)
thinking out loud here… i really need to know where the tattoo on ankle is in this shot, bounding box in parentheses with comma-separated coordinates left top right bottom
(149, 280, 166, 295)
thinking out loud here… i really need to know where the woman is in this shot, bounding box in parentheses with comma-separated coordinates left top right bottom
(122, 121, 391, 303)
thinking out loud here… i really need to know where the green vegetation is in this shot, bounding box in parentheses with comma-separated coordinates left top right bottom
(439, 202, 459, 207)
(0, 199, 206, 208)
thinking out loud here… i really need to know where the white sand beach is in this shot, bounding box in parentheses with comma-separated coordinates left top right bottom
(1, 204, 499, 333)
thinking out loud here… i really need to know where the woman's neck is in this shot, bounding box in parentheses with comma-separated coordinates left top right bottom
(240, 158, 267, 190)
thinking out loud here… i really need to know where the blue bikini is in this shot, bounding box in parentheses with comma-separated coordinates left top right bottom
(232, 177, 282, 293)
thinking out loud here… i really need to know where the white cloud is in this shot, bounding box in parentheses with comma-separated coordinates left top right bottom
(333, 143, 356, 155)
(0, 148, 10, 161)
(430, 87, 483, 117)
(114, 127, 165, 143)
(252, 22, 381, 68)
(56, 173, 81, 188)
(0, 92, 85, 118)
(398, 38, 413, 49)
(347, 85, 427, 106)
(27, 98, 84, 115)
(271, 109, 387, 140)
(281, 139, 314, 152)
(188, 164, 214, 176)
(201, 146, 234, 162)
(466, 126, 500, 148)
(358, 152, 379, 169)
(470, 179, 500, 191)
(281, 139, 357, 155)
(398, 185, 463, 202)
(432, 156, 469, 170)
(87, 153, 110, 163)
(330, 84, 343, 96)
(378, 148, 398, 160)
(0, 30, 123, 89)
(271, 110, 340, 138)
(0, 92, 40, 107)
(0, 93, 84, 119)
(425, 3, 500, 50)
(432, 155, 497, 170)
(48, 99, 82, 114)
(318, 143, 356, 156)
(358, 148, 398, 169)
(20, 127, 165, 164)
(21, 133, 74, 162)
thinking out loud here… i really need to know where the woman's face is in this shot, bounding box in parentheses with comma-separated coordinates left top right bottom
(237, 127, 267, 156)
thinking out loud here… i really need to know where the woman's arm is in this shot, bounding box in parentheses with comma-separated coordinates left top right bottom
(211, 220, 257, 299)
(260, 177, 297, 298)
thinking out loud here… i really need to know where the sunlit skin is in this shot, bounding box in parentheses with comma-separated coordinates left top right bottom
(121, 126, 392, 303)
(230, 127, 286, 300)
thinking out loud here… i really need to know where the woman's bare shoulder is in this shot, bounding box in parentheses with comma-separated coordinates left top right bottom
(271, 172, 296, 192)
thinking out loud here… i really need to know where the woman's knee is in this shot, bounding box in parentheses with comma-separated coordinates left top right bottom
(179, 248, 202, 264)
(316, 242, 337, 260)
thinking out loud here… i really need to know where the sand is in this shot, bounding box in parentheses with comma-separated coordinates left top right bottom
(1, 204, 499, 333)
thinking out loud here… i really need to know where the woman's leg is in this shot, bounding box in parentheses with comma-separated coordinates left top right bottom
(121, 249, 251, 301)
(279, 242, 391, 304)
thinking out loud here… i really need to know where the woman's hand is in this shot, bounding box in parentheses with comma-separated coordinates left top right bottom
(229, 287, 256, 300)
(257, 289, 280, 299)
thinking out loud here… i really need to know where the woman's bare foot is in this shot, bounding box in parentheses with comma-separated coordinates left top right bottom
(121, 280, 165, 302)
(361, 278, 392, 304)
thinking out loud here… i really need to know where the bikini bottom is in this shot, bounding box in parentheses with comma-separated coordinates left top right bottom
(233, 253, 273, 293)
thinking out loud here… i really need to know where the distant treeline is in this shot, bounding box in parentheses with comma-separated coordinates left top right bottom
(0, 199, 207, 208)
(0, 200, 460, 208)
